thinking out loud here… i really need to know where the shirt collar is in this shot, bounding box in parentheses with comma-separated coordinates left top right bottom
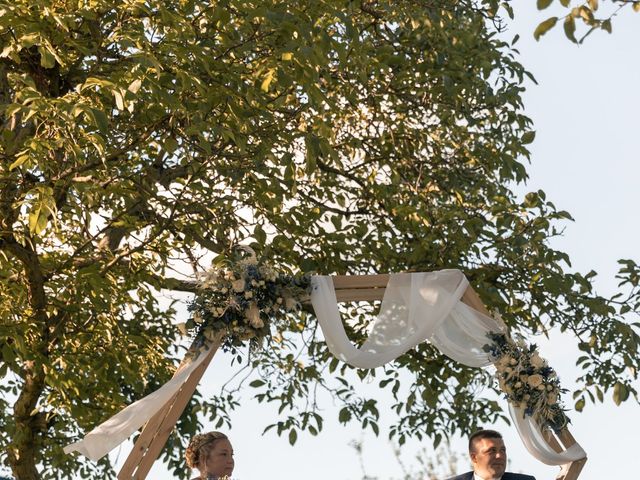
(474, 472, 502, 480)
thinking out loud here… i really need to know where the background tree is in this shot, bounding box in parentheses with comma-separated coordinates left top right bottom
(530, 0, 640, 42)
(1, 0, 639, 479)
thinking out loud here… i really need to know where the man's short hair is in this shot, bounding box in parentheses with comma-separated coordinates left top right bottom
(468, 429, 503, 452)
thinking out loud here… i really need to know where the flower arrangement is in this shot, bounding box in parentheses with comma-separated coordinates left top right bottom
(187, 250, 311, 351)
(484, 332, 569, 431)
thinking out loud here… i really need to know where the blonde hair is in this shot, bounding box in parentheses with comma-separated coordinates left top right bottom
(185, 431, 229, 470)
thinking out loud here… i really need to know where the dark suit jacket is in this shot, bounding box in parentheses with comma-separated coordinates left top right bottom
(446, 472, 536, 480)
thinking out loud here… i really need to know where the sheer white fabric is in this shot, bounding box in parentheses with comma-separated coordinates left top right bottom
(310, 270, 586, 467)
(63, 344, 214, 461)
(311, 270, 473, 368)
(65, 270, 586, 468)
(510, 404, 587, 465)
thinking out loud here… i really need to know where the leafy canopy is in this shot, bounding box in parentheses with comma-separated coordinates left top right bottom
(0, 0, 639, 479)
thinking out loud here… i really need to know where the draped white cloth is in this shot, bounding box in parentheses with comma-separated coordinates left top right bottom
(63, 344, 215, 461)
(310, 270, 586, 467)
(65, 269, 586, 468)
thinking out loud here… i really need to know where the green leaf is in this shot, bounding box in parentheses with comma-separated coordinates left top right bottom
(613, 382, 628, 405)
(288, 428, 297, 445)
(534, 17, 558, 40)
(9, 153, 29, 171)
(537, 0, 553, 10)
(38, 46, 56, 68)
(128, 79, 143, 94)
(87, 108, 109, 133)
(29, 203, 49, 235)
(521, 131, 536, 144)
(602, 19, 612, 34)
(163, 137, 179, 153)
(564, 16, 577, 43)
(338, 407, 351, 424)
(261, 69, 275, 92)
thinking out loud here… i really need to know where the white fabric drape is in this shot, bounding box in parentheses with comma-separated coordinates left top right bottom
(65, 269, 586, 468)
(310, 270, 586, 467)
(510, 404, 587, 465)
(63, 344, 214, 461)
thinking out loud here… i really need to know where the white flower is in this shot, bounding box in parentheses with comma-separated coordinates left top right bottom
(245, 303, 264, 328)
(527, 374, 543, 388)
(515, 381, 523, 389)
(200, 270, 219, 288)
(547, 392, 558, 405)
(509, 358, 518, 366)
(285, 296, 298, 311)
(498, 356, 512, 367)
(244, 291, 253, 299)
(232, 278, 246, 292)
(530, 353, 545, 369)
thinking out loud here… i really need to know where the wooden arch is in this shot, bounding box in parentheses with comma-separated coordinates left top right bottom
(117, 275, 587, 480)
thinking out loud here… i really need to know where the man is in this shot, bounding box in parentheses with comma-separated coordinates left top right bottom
(446, 430, 536, 480)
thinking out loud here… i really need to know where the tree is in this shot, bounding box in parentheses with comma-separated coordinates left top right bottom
(0, 0, 638, 479)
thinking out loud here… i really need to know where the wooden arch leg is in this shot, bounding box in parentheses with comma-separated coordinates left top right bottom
(543, 428, 587, 480)
(118, 334, 224, 480)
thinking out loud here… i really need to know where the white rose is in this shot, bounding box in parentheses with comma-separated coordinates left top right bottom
(232, 278, 246, 292)
(285, 296, 298, 311)
(527, 374, 543, 388)
(245, 304, 264, 329)
(530, 353, 545, 369)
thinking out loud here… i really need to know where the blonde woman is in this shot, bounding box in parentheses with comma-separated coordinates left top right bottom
(185, 431, 235, 480)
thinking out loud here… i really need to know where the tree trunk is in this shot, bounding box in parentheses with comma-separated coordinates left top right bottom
(8, 361, 45, 480)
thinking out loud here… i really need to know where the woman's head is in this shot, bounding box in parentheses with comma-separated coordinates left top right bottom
(185, 431, 234, 478)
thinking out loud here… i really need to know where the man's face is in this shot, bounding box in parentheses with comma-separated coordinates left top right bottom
(470, 437, 507, 480)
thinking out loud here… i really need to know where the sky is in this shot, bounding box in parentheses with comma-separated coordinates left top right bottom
(112, 4, 640, 480)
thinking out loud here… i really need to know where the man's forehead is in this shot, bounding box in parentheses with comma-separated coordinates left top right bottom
(476, 437, 505, 449)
